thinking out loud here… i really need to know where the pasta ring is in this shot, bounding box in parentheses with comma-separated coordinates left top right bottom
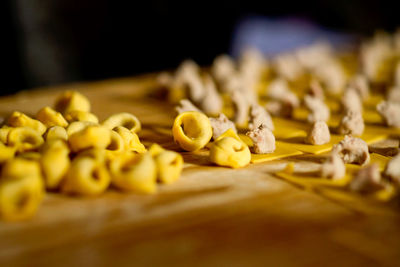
(61, 157, 110, 196)
(7, 127, 44, 152)
(54, 90, 91, 114)
(172, 111, 212, 151)
(110, 152, 157, 193)
(0, 175, 43, 221)
(102, 113, 141, 133)
(7, 111, 46, 135)
(44, 126, 68, 141)
(36, 106, 68, 128)
(68, 125, 111, 152)
(113, 126, 146, 153)
(40, 140, 70, 189)
(64, 110, 99, 123)
(209, 136, 251, 168)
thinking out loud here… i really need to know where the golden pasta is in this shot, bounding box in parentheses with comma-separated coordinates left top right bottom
(44, 126, 68, 141)
(0, 126, 11, 144)
(7, 127, 44, 152)
(102, 112, 141, 133)
(209, 136, 251, 168)
(0, 89, 189, 221)
(36, 106, 68, 128)
(110, 152, 157, 193)
(75, 147, 107, 164)
(155, 152, 183, 184)
(40, 140, 70, 189)
(0, 143, 16, 163)
(64, 110, 99, 123)
(7, 111, 46, 135)
(172, 111, 213, 151)
(68, 125, 111, 152)
(0, 175, 43, 221)
(1, 158, 42, 179)
(66, 121, 97, 136)
(149, 143, 183, 184)
(62, 156, 110, 196)
(113, 126, 146, 153)
(54, 90, 91, 114)
(105, 130, 125, 161)
(18, 152, 42, 161)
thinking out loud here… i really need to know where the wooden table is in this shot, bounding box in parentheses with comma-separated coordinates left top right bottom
(1, 75, 399, 267)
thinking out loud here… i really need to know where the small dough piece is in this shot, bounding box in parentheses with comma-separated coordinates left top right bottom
(265, 100, 294, 118)
(183, 70, 205, 103)
(199, 74, 223, 115)
(307, 80, 325, 100)
(350, 163, 385, 193)
(306, 121, 330, 145)
(246, 124, 276, 154)
(209, 114, 237, 140)
(377, 101, 400, 127)
(231, 90, 249, 127)
(349, 74, 369, 100)
(332, 135, 370, 165)
(295, 42, 333, 70)
(238, 48, 266, 98)
(267, 79, 299, 108)
(394, 61, 400, 87)
(273, 53, 304, 82)
(314, 60, 346, 94)
(248, 104, 274, 131)
(304, 95, 330, 123)
(175, 99, 201, 114)
(320, 152, 346, 180)
(156, 72, 173, 88)
(386, 86, 400, 103)
(384, 153, 400, 184)
(212, 54, 237, 85)
(342, 88, 363, 113)
(338, 110, 365, 136)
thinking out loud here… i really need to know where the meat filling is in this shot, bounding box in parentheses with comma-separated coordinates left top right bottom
(306, 121, 331, 145)
(332, 135, 370, 165)
(246, 124, 276, 154)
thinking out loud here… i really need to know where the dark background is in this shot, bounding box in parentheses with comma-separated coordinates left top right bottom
(1, 0, 399, 95)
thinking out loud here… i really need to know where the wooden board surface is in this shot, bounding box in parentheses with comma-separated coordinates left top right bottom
(1, 75, 400, 267)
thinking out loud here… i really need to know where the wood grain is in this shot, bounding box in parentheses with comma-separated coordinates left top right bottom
(0, 75, 399, 267)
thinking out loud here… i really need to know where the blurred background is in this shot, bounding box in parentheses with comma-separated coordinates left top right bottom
(1, 0, 399, 95)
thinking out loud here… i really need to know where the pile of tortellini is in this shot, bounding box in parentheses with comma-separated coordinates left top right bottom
(0, 91, 183, 221)
(172, 111, 251, 168)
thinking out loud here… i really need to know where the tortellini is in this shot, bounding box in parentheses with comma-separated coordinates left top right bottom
(172, 111, 212, 151)
(0, 90, 183, 221)
(110, 152, 157, 193)
(102, 112, 141, 133)
(209, 136, 251, 168)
